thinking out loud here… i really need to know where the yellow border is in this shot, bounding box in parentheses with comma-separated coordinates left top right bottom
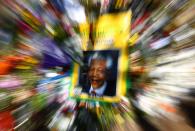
(70, 48, 127, 103)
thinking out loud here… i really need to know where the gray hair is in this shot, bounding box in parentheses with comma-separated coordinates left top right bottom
(88, 52, 113, 69)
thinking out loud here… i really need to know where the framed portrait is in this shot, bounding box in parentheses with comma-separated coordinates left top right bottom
(69, 49, 128, 102)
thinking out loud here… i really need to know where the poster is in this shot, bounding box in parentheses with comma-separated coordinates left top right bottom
(70, 49, 128, 102)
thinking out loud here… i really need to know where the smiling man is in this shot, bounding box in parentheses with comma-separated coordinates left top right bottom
(82, 52, 116, 97)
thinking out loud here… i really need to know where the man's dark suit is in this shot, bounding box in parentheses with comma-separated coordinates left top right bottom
(82, 81, 116, 97)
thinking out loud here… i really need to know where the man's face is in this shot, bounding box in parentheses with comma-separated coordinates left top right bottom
(88, 59, 106, 89)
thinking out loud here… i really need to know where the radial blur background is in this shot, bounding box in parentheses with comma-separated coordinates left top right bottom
(0, 0, 195, 131)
